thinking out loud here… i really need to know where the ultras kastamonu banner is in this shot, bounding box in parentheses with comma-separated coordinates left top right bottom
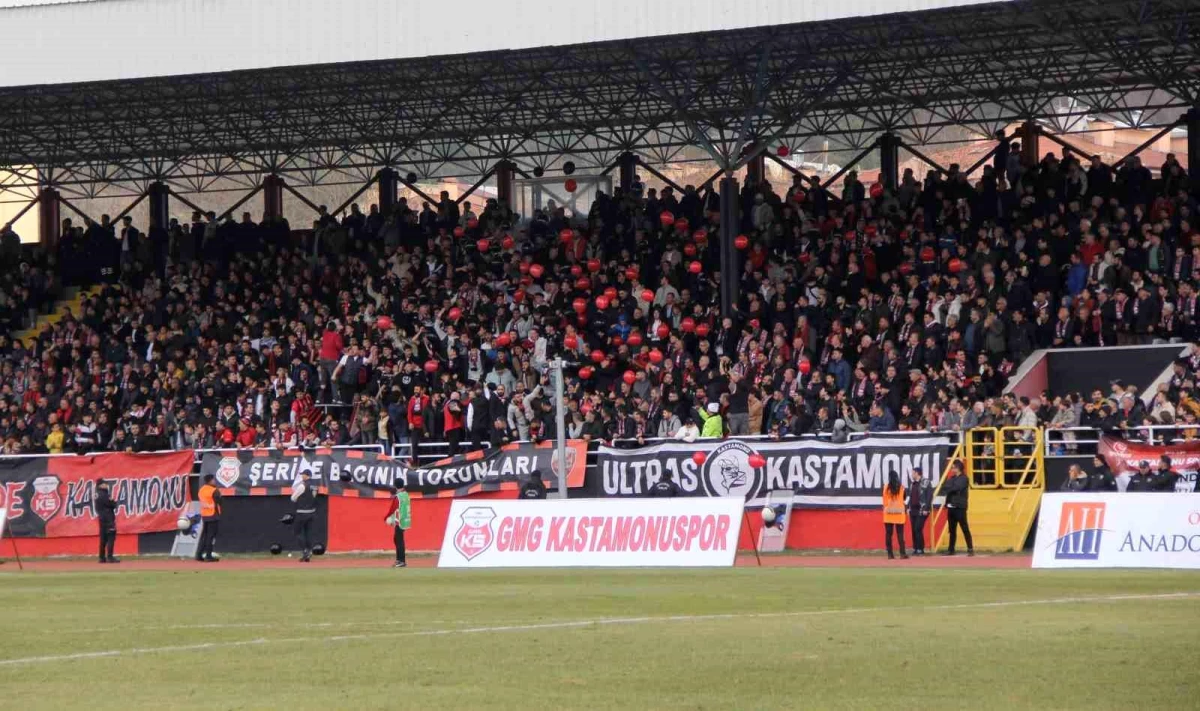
(1098, 436, 1200, 493)
(594, 436, 951, 507)
(0, 451, 193, 538)
(200, 440, 589, 499)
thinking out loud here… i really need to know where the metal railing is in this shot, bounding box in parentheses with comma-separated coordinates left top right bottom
(1043, 425, 1200, 456)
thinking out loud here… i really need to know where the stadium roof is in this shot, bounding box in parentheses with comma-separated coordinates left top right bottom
(1, 0, 1198, 198)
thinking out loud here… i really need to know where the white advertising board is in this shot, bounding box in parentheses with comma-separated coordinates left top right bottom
(1032, 493, 1200, 569)
(438, 497, 743, 568)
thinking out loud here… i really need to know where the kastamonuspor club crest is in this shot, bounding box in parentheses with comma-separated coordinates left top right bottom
(453, 506, 496, 560)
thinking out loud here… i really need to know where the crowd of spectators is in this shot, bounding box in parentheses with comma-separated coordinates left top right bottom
(2, 133, 1199, 461)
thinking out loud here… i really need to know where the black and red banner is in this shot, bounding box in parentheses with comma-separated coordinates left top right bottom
(1098, 436, 1200, 492)
(0, 451, 193, 538)
(199, 441, 588, 499)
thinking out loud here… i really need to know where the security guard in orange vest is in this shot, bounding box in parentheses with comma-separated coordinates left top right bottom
(196, 474, 223, 562)
(882, 471, 908, 560)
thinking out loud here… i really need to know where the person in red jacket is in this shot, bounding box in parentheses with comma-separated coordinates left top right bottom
(406, 385, 430, 465)
(318, 322, 344, 402)
(234, 417, 255, 448)
(443, 391, 464, 456)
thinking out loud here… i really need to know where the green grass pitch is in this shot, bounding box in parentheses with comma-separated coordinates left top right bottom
(1, 565, 1197, 710)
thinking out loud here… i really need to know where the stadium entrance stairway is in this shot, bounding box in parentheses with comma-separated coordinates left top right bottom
(11, 285, 100, 343)
(931, 427, 1044, 553)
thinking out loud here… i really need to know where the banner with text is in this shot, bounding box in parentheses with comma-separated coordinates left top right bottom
(1098, 436, 1200, 492)
(1033, 493, 1200, 569)
(200, 440, 588, 499)
(438, 497, 743, 568)
(594, 436, 950, 507)
(0, 451, 193, 538)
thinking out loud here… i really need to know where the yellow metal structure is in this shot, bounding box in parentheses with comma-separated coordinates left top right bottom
(930, 427, 1044, 553)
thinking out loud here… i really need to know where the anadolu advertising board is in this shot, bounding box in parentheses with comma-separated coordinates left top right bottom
(1032, 493, 1200, 569)
(438, 497, 743, 568)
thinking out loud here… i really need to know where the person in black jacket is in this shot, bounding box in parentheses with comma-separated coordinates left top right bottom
(290, 469, 318, 562)
(1154, 455, 1182, 492)
(649, 470, 680, 497)
(1088, 455, 1118, 491)
(1061, 464, 1089, 491)
(519, 472, 548, 499)
(96, 479, 119, 564)
(1126, 460, 1156, 492)
(940, 460, 974, 556)
(907, 467, 933, 556)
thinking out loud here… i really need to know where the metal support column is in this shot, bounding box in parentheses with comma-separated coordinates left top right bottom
(148, 181, 169, 229)
(618, 152, 637, 193)
(1021, 121, 1040, 166)
(263, 175, 284, 220)
(719, 175, 739, 319)
(37, 186, 60, 246)
(494, 161, 514, 208)
(1185, 109, 1200, 198)
(745, 150, 766, 188)
(377, 168, 398, 215)
(879, 132, 900, 191)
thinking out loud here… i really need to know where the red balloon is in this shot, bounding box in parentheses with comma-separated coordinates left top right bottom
(601, 288, 616, 302)
(575, 277, 591, 291)
(695, 322, 710, 338)
(559, 228, 574, 244)
(674, 217, 689, 232)
(656, 323, 670, 339)
(680, 317, 696, 333)
(648, 349, 664, 364)
(448, 307, 463, 321)
(659, 211, 675, 227)
(495, 332, 512, 348)
(920, 246, 936, 262)
(622, 370, 636, 386)
(467, 217, 479, 229)
(529, 264, 545, 279)
(798, 359, 812, 375)
(611, 335, 624, 347)
(590, 349, 605, 364)
(626, 332, 643, 348)
(587, 258, 601, 273)
(641, 288, 655, 302)
(501, 234, 515, 249)
(573, 298, 588, 314)
(375, 316, 394, 331)
(870, 182, 884, 199)
(518, 262, 530, 275)
(749, 318, 760, 330)
(734, 234, 749, 250)
(565, 178, 578, 193)
(845, 230, 857, 242)
(519, 275, 533, 287)
(776, 145, 790, 157)
(683, 243, 697, 257)
(564, 335, 579, 350)
(595, 295, 610, 310)
(512, 289, 526, 303)
(865, 224, 878, 236)
(898, 262, 914, 275)
(748, 453, 767, 469)
(475, 238, 489, 252)
(423, 360, 439, 374)
(570, 264, 583, 277)
(578, 366, 594, 379)
(688, 261, 703, 274)
(691, 451, 707, 466)
(693, 229, 708, 243)
(453, 226, 465, 238)
(624, 266, 639, 281)
(948, 258, 965, 274)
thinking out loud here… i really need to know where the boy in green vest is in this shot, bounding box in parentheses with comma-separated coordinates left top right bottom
(385, 484, 412, 568)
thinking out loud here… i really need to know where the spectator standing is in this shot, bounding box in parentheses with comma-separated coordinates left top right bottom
(882, 472, 908, 560)
(940, 460, 974, 556)
(907, 467, 933, 556)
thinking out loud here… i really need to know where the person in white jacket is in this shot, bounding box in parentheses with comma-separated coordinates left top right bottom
(675, 419, 700, 443)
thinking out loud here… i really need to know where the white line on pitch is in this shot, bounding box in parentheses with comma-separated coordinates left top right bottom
(1, 591, 1196, 668)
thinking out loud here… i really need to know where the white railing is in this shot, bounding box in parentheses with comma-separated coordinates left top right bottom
(1043, 425, 1199, 456)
